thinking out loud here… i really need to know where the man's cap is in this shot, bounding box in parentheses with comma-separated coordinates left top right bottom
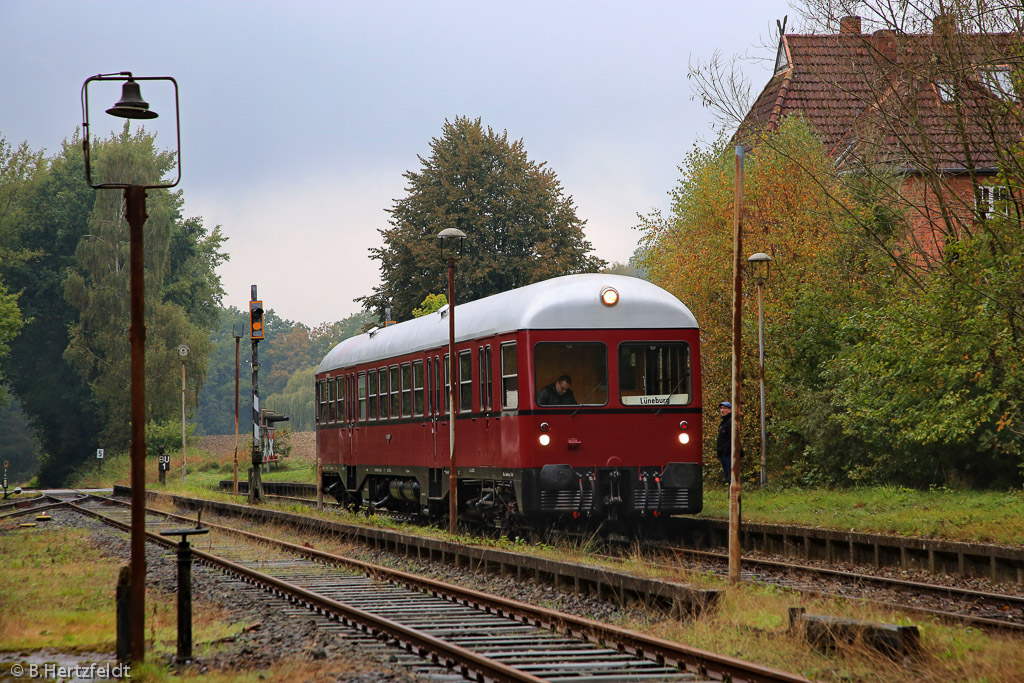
(719, 401, 732, 408)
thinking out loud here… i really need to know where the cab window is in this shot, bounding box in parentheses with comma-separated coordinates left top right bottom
(533, 343, 607, 406)
(618, 342, 691, 406)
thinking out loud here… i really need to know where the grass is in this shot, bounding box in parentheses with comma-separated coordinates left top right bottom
(701, 484, 1024, 546)
(0, 526, 242, 655)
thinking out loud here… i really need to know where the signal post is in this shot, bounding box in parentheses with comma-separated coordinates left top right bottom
(248, 287, 265, 504)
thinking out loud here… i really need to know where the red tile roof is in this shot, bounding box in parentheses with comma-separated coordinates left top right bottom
(738, 25, 1023, 172)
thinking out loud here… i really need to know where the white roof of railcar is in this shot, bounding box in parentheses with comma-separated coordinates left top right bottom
(318, 274, 698, 373)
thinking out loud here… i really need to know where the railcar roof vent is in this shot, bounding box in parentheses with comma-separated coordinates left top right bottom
(367, 326, 380, 337)
(438, 304, 450, 318)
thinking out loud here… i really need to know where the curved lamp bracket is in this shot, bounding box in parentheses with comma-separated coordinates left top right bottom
(81, 72, 181, 190)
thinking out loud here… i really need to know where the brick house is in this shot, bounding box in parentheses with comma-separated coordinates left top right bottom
(737, 14, 1022, 261)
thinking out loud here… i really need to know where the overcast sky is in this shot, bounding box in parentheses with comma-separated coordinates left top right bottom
(3, 0, 794, 327)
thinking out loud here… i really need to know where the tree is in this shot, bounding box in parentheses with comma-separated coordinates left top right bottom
(676, 1, 1024, 487)
(636, 118, 856, 484)
(359, 117, 605, 321)
(412, 293, 447, 318)
(0, 134, 100, 485)
(61, 125, 223, 452)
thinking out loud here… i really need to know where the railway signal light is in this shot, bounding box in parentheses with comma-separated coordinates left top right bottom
(250, 300, 264, 339)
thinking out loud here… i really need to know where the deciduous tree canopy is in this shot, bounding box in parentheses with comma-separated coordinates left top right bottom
(359, 117, 604, 321)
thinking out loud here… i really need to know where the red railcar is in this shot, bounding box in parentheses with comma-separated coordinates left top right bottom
(315, 274, 702, 528)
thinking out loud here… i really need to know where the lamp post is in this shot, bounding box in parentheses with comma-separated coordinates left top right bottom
(438, 228, 467, 535)
(81, 71, 181, 663)
(747, 253, 772, 489)
(178, 344, 190, 484)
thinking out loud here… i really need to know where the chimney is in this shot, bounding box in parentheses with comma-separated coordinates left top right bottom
(839, 15, 862, 35)
(871, 29, 897, 61)
(933, 13, 957, 35)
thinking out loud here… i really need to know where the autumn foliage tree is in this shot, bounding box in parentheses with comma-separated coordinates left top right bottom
(359, 117, 604, 321)
(636, 118, 855, 484)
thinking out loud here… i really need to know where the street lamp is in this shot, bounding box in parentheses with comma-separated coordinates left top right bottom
(177, 344, 190, 484)
(81, 71, 181, 664)
(747, 252, 772, 489)
(438, 227, 467, 535)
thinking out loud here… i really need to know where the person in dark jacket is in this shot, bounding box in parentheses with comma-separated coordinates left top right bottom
(716, 401, 733, 484)
(537, 375, 576, 405)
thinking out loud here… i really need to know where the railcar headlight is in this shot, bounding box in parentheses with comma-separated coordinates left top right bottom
(678, 433, 690, 445)
(600, 287, 619, 307)
(539, 434, 551, 446)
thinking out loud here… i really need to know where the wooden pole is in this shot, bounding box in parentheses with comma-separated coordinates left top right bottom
(125, 184, 147, 662)
(729, 146, 744, 585)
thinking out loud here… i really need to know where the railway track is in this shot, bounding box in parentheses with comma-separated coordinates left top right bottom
(184, 488, 1024, 635)
(650, 543, 1024, 634)
(73, 493, 809, 683)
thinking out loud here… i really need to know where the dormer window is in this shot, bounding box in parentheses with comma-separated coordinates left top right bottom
(980, 66, 1016, 101)
(774, 38, 790, 74)
(935, 80, 956, 103)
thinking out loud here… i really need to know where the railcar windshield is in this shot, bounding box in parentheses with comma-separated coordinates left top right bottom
(533, 342, 607, 406)
(618, 342, 691, 406)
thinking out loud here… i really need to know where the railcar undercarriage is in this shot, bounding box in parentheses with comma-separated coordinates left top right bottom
(322, 461, 702, 532)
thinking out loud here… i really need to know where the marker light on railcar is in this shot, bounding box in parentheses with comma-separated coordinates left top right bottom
(678, 420, 690, 444)
(600, 287, 619, 307)
(538, 434, 551, 446)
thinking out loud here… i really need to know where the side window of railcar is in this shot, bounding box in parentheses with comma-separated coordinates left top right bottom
(618, 342, 691, 406)
(342, 376, 350, 423)
(443, 354, 450, 416)
(319, 379, 329, 423)
(389, 365, 400, 419)
(533, 343, 608, 406)
(400, 362, 412, 417)
(458, 350, 472, 413)
(412, 360, 425, 417)
(367, 369, 377, 420)
(327, 377, 335, 423)
(357, 372, 367, 421)
(435, 356, 443, 416)
(315, 379, 322, 425)
(377, 367, 387, 419)
(478, 346, 493, 412)
(500, 343, 518, 410)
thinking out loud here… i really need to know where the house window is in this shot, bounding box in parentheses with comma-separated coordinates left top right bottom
(976, 185, 1011, 220)
(501, 342, 518, 410)
(935, 80, 956, 103)
(980, 67, 1016, 101)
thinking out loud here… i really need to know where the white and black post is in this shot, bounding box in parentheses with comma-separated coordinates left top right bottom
(248, 286, 265, 503)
